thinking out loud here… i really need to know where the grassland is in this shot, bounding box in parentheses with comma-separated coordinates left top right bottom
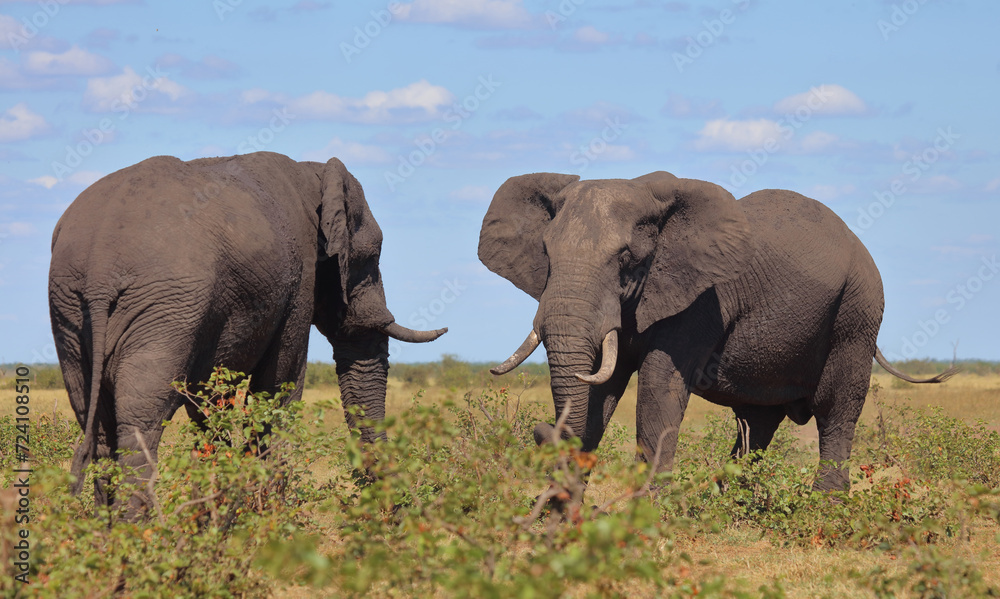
(1, 361, 998, 597)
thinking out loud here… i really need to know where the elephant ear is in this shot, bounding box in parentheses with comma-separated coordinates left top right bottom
(634, 171, 754, 333)
(478, 173, 580, 300)
(319, 157, 394, 330)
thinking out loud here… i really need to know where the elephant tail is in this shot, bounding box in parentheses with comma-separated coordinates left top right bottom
(69, 297, 109, 495)
(874, 348, 959, 384)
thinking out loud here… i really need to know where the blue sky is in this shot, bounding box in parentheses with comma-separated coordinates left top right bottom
(1, 0, 997, 366)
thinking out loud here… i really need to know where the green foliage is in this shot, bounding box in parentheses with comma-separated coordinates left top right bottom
(2, 369, 999, 597)
(854, 394, 1000, 488)
(390, 355, 551, 391)
(0, 364, 66, 389)
(327, 383, 679, 598)
(0, 368, 336, 598)
(304, 361, 338, 387)
(32, 366, 65, 390)
(0, 413, 77, 475)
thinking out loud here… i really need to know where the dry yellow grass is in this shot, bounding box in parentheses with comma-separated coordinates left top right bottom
(4, 371, 998, 597)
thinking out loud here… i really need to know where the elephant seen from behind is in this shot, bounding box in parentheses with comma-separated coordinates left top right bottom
(478, 171, 954, 491)
(49, 151, 446, 513)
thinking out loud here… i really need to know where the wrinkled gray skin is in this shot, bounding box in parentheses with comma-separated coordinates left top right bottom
(49, 152, 445, 512)
(479, 172, 954, 491)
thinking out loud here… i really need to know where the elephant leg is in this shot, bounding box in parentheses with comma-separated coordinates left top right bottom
(635, 348, 690, 472)
(107, 355, 187, 518)
(811, 341, 873, 492)
(245, 312, 311, 405)
(114, 423, 167, 520)
(730, 405, 787, 458)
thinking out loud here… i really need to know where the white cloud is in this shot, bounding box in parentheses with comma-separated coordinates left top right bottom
(83, 66, 190, 113)
(0, 15, 22, 50)
(23, 46, 114, 76)
(573, 25, 610, 44)
(28, 175, 58, 189)
(245, 80, 454, 124)
(302, 137, 394, 164)
(773, 84, 867, 116)
(27, 170, 102, 188)
(0, 103, 49, 142)
(395, 0, 535, 29)
(984, 178, 1000, 192)
(693, 118, 783, 152)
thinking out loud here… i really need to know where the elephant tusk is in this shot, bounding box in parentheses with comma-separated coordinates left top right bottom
(380, 322, 448, 343)
(575, 330, 618, 385)
(490, 330, 541, 375)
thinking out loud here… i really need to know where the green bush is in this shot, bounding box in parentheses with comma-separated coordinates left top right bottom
(2, 368, 998, 597)
(0, 368, 336, 597)
(304, 361, 338, 387)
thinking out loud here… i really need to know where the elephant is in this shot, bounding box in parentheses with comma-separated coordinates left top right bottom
(49, 151, 446, 511)
(478, 171, 955, 491)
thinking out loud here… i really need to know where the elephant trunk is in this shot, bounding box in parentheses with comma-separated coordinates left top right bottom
(543, 331, 598, 447)
(536, 282, 618, 449)
(333, 330, 389, 444)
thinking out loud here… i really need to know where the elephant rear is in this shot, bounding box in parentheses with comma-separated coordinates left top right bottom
(48, 155, 304, 496)
(706, 190, 885, 403)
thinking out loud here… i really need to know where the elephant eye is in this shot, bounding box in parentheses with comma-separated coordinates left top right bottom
(619, 249, 633, 269)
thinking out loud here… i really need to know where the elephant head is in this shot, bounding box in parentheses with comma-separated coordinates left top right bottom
(478, 171, 752, 446)
(310, 157, 446, 442)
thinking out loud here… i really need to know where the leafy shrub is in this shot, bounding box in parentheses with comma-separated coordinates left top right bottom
(304, 361, 338, 387)
(0, 368, 335, 598)
(2, 369, 998, 597)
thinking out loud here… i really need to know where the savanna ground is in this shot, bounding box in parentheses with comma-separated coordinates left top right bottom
(1, 358, 998, 598)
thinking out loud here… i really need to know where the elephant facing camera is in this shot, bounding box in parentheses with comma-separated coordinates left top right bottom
(479, 170, 956, 494)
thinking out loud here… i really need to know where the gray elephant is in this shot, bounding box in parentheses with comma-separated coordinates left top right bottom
(49, 151, 446, 510)
(478, 171, 954, 491)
